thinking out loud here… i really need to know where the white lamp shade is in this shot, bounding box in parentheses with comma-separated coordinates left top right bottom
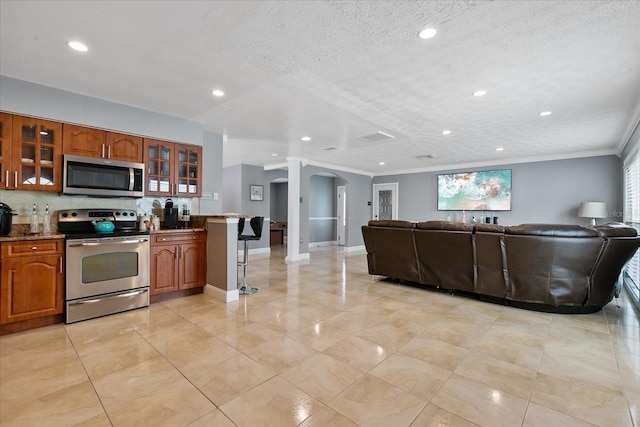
(577, 202, 608, 219)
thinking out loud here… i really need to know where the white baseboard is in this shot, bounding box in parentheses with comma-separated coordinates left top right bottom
(204, 284, 239, 302)
(309, 241, 337, 248)
(237, 247, 271, 257)
(344, 245, 366, 253)
(285, 253, 311, 262)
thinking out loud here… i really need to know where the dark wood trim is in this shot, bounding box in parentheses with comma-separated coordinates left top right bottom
(150, 286, 203, 304)
(0, 314, 64, 336)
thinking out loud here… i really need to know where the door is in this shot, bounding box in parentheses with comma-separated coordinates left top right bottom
(372, 183, 399, 220)
(337, 186, 346, 245)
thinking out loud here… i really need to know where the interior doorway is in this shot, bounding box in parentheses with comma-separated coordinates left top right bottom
(337, 186, 346, 245)
(372, 183, 399, 220)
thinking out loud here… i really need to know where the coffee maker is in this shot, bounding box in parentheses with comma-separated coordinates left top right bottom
(164, 199, 179, 229)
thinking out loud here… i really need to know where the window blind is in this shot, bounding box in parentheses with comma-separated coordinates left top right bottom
(623, 149, 640, 303)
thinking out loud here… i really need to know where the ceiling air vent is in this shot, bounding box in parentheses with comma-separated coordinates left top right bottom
(416, 154, 434, 159)
(357, 131, 395, 143)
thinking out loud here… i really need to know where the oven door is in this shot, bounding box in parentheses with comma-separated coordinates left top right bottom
(66, 235, 150, 300)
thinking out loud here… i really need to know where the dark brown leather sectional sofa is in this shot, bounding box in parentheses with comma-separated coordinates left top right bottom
(362, 220, 640, 313)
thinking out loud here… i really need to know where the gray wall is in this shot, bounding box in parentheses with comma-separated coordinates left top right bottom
(0, 76, 225, 218)
(0, 76, 203, 144)
(300, 165, 371, 251)
(309, 175, 337, 243)
(270, 182, 288, 222)
(373, 155, 623, 226)
(222, 164, 287, 249)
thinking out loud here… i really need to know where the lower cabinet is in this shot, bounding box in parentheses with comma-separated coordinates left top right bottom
(150, 231, 206, 295)
(0, 239, 64, 324)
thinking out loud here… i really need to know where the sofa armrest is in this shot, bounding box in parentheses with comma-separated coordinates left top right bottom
(596, 222, 638, 237)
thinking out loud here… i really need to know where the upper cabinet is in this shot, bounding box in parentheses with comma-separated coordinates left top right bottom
(144, 139, 201, 197)
(175, 144, 202, 197)
(63, 124, 143, 163)
(7, 115, 62, 192)
(0, 112, 13, 190)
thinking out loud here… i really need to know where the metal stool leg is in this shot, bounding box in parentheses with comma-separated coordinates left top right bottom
(238, 239, 258, 295)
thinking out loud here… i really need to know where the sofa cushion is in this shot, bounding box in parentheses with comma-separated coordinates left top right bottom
(474, 224, 505, 233)
(368, 220, 416, 228)
(506, 224, 598, 237)
(416, 221, 474, 231)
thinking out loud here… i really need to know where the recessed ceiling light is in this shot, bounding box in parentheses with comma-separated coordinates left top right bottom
(379, 162, 385, 166)
(67, 41, 88, 52)
(418, 27, 437, 39)
(301, 136, 311, 142)
(211, 89, 225, 97)
(271, 153, 278, 157)
(496, 147, 504, 151)
(539, 111, 552, 116)
(442, 130, 451, 135)
(473, 90, 487, 97)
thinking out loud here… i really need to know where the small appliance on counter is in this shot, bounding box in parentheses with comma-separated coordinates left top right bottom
(179, 204, 191, 228)
(164, 199, 179, 229)
(0, 202, 16, 236)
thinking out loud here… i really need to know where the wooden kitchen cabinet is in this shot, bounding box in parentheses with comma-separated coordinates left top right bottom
(6, 115, 62, 191)
(63, 124, 143, 162)
(0, 239, 64, 324)
(0, 112, 12, 190)
(144, 139, 201, 197)
(150, 231, 206, 295)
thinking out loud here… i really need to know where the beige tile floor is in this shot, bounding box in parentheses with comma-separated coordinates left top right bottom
(1, 246, 638, 427)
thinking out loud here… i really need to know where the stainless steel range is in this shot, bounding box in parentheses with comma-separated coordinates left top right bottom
(58, 208, 150, 324)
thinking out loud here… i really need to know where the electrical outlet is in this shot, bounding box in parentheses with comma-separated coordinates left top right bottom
(213, 192, 219, 200)
(299, 237, 303, 243)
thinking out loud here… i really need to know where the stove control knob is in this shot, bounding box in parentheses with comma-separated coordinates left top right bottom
(129, 212, 135, 216)
(61, 212, 68, 218)
(71, 212, 77, 217)
(115, 211, 121, 216)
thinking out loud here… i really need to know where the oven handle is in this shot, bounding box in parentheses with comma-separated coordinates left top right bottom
(68, 288, 149, 305)
(68, 238, 149, 247)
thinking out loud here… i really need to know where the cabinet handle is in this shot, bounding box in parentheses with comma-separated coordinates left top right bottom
(108, 145, 111, 159)
(179, 246, 183, 258)
(4, 171, 8, 188)
(59, 256, 63, 273)
(31, 246, 38, 250)
(160, 238, 167, 241)
(14, 171, 17, 188)
(102, 143, 105, 158)
(174, 246, 178, 259)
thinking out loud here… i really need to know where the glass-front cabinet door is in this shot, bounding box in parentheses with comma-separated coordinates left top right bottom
(175, 144, 202, 197)
(10, 115, 62, 191)
(143, 139, 174, 196)
(0, 112, 13, 190)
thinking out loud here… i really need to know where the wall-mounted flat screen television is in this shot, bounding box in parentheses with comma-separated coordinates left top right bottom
(437, 169, 512, 211)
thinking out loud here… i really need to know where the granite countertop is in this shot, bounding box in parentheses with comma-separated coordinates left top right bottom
(151, 228, 206, 234)
(0, 232, 65, 242)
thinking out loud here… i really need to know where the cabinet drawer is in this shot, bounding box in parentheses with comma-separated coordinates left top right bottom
(152, 232, 205, 245)
(1, 239, 64, 258)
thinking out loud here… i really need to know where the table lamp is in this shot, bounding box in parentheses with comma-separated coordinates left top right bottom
(577, 202, 607, 227)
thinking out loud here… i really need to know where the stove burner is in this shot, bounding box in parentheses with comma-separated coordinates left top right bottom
(57, 208, 145, 238)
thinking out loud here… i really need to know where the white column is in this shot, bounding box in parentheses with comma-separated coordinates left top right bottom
(286, 158, 305, 262)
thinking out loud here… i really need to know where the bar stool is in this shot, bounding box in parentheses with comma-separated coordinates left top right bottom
(237, 216, 264, 295)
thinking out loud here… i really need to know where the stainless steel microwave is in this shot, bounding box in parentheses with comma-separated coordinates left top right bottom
(63, 154, 144, 198)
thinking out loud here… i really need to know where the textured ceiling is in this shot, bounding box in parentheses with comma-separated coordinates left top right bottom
(1, 1, 639, 175)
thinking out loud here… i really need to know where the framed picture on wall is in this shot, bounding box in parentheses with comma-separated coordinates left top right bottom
(250, 185, 263, 201)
